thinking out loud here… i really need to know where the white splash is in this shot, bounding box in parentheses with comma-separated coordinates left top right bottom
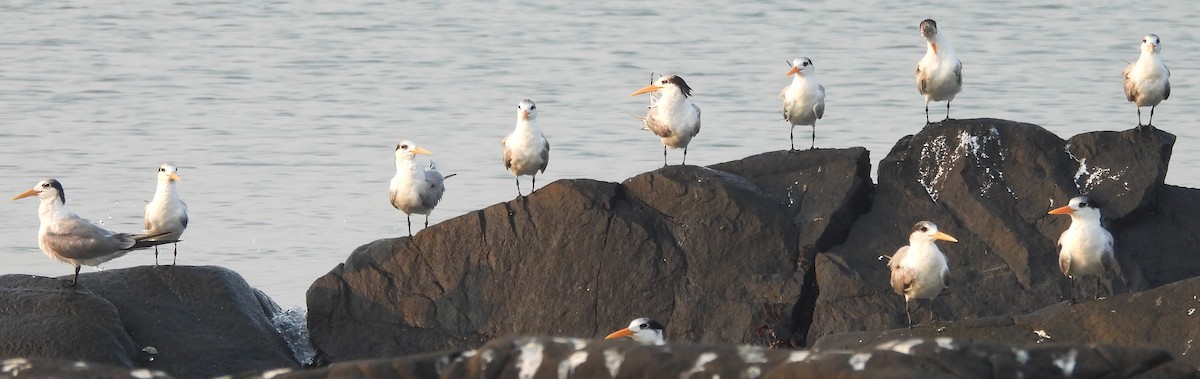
(848, 352, 872, 371)
(130, 369, 157, 379)
(260, 368, 293, 379)
(738, 345, 768, 364)
(271, 306, 316, 365)
(1034, 330, 1052, 341)
(787, 351, 811, 362)
(1, 359, 31, 375)
(1065, 145, 1127, 193)
(480, 349, 496, 373)
(934, 337, 956, 350)
(1188, 308, 1195, 316)
(918, 134, 951, 202)
(551, 337, 589, 351)
(876, 338, 923, 355)
(918, 127, 1013, 202)
(516, 340, 545, 379)
(603, 348, 625, 377)
(1053, 349, 1078, 376)
(557, 351, 589, 379)
(743, 365, 762, 378)
(1013, 349, 1030, 364)
(682, 352, 719, 377)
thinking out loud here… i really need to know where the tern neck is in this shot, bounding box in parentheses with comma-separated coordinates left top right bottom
(395, 155, 423, 179)
(515, 118, 540, 133)
(38, 197, 69, 223)
(154, 180, 180, 201)
(1068, 213, 1103, 229)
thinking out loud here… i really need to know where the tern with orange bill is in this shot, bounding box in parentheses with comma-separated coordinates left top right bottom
(781, 57, 826, 150)
(501, 99, 550, 197)
(915, 19, 963, 124)
(604, 317, 665, 345)
(13, 179, 174, 286)
(143, 163, 188, 265)
(630, 74, 701, 166)
(886, 221, 958, 327)
(1049, 197, 1121, 303)
(390, 141, 447, 236)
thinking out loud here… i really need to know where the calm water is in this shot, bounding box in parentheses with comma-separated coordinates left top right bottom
(1, 1, 1197, 307)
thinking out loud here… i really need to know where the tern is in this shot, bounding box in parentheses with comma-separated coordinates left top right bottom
(887, 221, 958, 327)
(390, 141, 447, 236)
(501, 99, 550, 197)
(781, 57, 826, 150)
(631, 74, 701, 166)
(13, 179, 174, 286)
(1123, 34, 1170, 129)
(914, 19, 963, 124)
(143, 163, 188, 266)
(1049, 197, 1121, 303)
(604, 317, 665, 345)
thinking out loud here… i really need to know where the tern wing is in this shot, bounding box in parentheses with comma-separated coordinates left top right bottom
(1164, 72, 1171, 100)
(1057, 240, 1071, 277)
(1101, 231, 1121, 277)
(420, 169, 446, 210)
(643, 113, 674, 139)
(815, 85, 826, 120)
(889, 246, 913, 295)
(915, 65, 929, 95)
(1122, 64, 1137, 102)
(43, 216, 136, 260)
(180, 202, 189, 229)
(781, 86, 793, 122)
(538, 139, 550, 173)
(690, 103, 701, 137)
(954, 60, 963, 86)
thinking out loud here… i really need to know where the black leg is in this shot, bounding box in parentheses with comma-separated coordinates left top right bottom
(406, 215, 412, 237)
(925, 103, 931, 124)
(425, 215, 429, 229)
(1148, 105, 1156, 127)
(515, 176, 522, 197)
(945, 101, 951, 121)
(929, 298, 936, 324)
(905, 299, 913, 328)
(172, 243, 178, 266)
(810, 125, 816, 150)
(1137, 107, 1143, 126)
(154, 246, 160, 266)
(531, 174, 536, 195)
(70, 266, 81, 286)
(662, 146, 668, 167)
(790, 125, 795, 151)
(682, 147, 688, 165)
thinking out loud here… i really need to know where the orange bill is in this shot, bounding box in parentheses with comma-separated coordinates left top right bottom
(630, 84, 662, 96)
(11, 189, 38, 201)
(1048, 205, 1073, 215)
(786, 66, 800, 76)
(932, 231, 958, 243)
(605, 328, 634, 340)
(412, 147, 432, 155)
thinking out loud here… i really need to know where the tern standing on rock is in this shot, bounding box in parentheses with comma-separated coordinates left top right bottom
(887, 221, 958, 328)
(143, 163, 188, 266)
(781, 57, 826, 150)
(501, 99, 550, 197)
(631, 74, 701, 166)
(1049, 197, 1121, 303)
(605, 317, 666, 345)
(390, 141, 447, 236)
(915, 19, 963, 124)
(13, 179, 173, 286)
(1123, 34, 1170, 129)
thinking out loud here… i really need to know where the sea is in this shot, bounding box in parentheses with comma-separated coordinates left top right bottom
(1, 0, 1197, 307)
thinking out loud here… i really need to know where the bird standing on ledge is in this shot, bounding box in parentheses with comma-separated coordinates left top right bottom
(915, 19, 963, 124)
(631, 74, 701, 166)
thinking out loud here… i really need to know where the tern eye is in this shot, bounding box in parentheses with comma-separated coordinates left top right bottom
(400, 144, 408, 150)
(1079, 202, 1087, 207)
(919, 226, 928, 232)
(639, 323, 648, 328)
(42, 183, 50, 188)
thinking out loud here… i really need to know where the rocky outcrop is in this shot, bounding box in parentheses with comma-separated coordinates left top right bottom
(244, 337, 1197, 379)
(0, 266, 298, 379)
(807, 119, 1190, 343)
(0, 357, 173, 379)
(814, 275, 1200, 367)
(306, 148, 873, 361)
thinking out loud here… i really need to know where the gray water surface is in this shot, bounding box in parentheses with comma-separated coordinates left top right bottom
(2, 1, 1197, 306)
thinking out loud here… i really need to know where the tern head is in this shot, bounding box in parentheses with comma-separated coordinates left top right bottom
(631, 75, 693, 98)
(517, 99, 538, 122)
(909, 221, 958, 244)
(1140, 34, 1161, 54)
(919, 19, 939, 40)
(395, 141, 432, 159)
(605, 317, 665, 345)
(786, 57, 816, 77)
(157, 163, 182, 183)
(12, 179, 66, 205)
(1048, 196, 1101, 221)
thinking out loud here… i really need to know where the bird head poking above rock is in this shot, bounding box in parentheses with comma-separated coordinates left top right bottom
(605, 317, 666, 345)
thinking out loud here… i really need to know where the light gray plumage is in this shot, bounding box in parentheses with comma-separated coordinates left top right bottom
(781, 57, 826, 150)
(390, 141, 446, 236)
(13, 179, 174, 285)
(632, 75, 701, 166)
(143, 163, 188, 265)
(1123, 34, 1170, 128)
(915, 19, 963, 124)
(888, 220, 958, 327)
(501, 99, 550, 197)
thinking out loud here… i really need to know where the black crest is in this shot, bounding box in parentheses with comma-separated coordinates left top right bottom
(643, 318, 666, 331)
(45, 179, 66, 204)
(920, 19, 938, 38)
(1076, 196, 1101, 209)
(663, 75, 693, 97)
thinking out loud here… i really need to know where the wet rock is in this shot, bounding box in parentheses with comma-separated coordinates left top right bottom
(0, 275, 138, 367)
(252, 337, 1197, 379)
(307, 149, 873, 361)
(807, 119, 1183, 343)
(813, 275, 1200, 368)
(77, 266, 299, 378)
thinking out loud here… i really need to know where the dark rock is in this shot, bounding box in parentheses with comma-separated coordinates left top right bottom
(0, 357, 174, 379)
(76, 266, 299, 378)
(0, 275, 138, 367)
(813, 275, 1200, 369)
(1114, 185, 1200, 287)
(253, 336, 1197, 379)
(307, 149, 873, 361)
(807, 119, 1182, 343)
